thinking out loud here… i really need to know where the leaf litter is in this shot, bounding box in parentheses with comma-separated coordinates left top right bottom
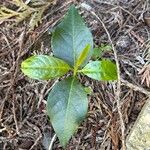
(0, 0, 150, 149)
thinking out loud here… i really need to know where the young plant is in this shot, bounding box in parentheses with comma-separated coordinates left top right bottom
(21, 5, 118, 148)
(92, 44, 112, 60)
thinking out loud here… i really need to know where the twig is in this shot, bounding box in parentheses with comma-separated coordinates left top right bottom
(37, 79, 58, 109)
(12, 93, 20, 134)
(44, 79, 59, 96)
(0, 127, 6, 133)
(37, 81, 49, 109)
(0, 29, 26, 120)
(48, 134, 57, 150)
(118, 0, 145, 33)
(26, 121, 42, 150)
(11, 30, 26, 135)
(130, 31, 145, 44)
(121, 78, 150, 97)
(88, 10, 126, 150)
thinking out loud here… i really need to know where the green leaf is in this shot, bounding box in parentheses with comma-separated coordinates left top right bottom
(84, 86, 92, 95)
(80, 59, 118, 81)
(21, 55, 71, 80)
(52, 5, 93, 67)
(75, 44, 90, 69)
(74, 44, 90, 76)
(47, 77, 88, 147)
(92, 44, 112, 59)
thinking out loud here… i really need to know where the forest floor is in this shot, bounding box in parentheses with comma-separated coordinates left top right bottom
(0, 0, 150, 150)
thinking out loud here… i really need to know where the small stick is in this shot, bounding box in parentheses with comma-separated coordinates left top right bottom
(86, 8, 126, 150)
(121, 78, 150, 97)
(12, 93, 20, 134)
(48, 134, 57, 150)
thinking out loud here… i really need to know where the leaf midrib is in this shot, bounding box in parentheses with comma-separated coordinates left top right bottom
(22, 67, 70, 70)
(81, 69, 101, 73)
(71, 8, 75, 67)
(63, 78, 75, 143)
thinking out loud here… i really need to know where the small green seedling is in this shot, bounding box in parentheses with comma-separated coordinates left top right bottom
(21, 5, 118, 148)
(92, 44, 112, 60)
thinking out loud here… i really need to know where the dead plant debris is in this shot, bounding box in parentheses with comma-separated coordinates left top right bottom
(0, 0, 150, 149)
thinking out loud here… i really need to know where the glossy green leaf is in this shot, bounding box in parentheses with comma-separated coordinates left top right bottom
(74, 44, 90, 75)
(52, 5, 93, 67)
(21, 55, 71, 80)
(47, 77, 88, 147)
(92, 44, 112, 60)
(80, 59, 118, 81)
(75, 44, 90, 68)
